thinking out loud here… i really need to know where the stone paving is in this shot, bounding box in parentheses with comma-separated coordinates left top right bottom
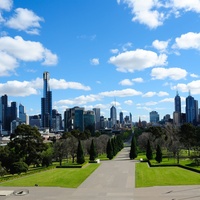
(0, 147, 200, 200)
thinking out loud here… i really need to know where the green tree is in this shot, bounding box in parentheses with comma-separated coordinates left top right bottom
(10, 162, 28, 175)
(89, 139, 97, 161)
(129, 135, 137, 159)
(8, 124, 47, 166)
(155, 144, 162, 163)
(146, 139, 153, 160)
(106, 139, 113, 160)
(77, 140, 85, 164)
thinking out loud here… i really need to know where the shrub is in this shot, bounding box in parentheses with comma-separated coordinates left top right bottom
(10, 162, 28, 175)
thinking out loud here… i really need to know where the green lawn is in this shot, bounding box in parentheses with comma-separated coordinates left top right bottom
(0, 163, 99, 188)
(136, 162, 200, 188)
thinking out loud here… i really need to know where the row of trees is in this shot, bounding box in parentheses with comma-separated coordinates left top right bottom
(131, 123, 200, 164)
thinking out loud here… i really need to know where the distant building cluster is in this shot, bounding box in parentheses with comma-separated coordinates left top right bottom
(0, 72, 133, 136)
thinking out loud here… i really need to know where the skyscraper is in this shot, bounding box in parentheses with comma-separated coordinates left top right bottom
(41, 71, 52, 129)
(93, 108, 100, 130)
(150, 111, 159, 123)
(110, 105, 117, 128)
(174, 91, 181, 113)
(186, 92, 195, 123)
(19, 103, 27, 124)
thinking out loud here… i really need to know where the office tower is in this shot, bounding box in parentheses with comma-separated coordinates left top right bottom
(1, 94, 8, 130)
(29, 115, 41, 128)
(110, 105, 117, 128)
(52, 109, 62, 131)
(41, 71, 52, 129)
(119, 111, 123, 124)
(194, 100, 198, 123)
(93, 108, 100, 130)
(150, 111, 159, 123)
(19, 103, 27, 124)
(186, 93, 195, 123)
(174, 91, 181, 113)
(84, 110, 95, 135)
(74, 107, 84, 131)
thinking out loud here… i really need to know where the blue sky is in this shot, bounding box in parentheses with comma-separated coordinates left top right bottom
(1, 0, 200, 122)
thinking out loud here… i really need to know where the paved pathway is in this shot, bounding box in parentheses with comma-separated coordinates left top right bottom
(0, 147, 200, 200)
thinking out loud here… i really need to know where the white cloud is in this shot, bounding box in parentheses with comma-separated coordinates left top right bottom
(142, 91, 156, 97)
(173, 32, 200, 50)
(122, 42, 132, 51)
(100, 88, 142, 97)
(172, 80, 200, 95)
(5, 8, 44, 35)
(0, 0, 12, 11)
(120, 0, 166, 29)
(190, 73, 199, 78)
(109, 49, 167, 73)
(152, 39, 169, 52)
(159, 98, 174, 103)
(119, 79, 133, 86)
(132, 77, 143, 82)
(124, 100, 133, 105)
(151, 67, 187, 80)
(49, 79, 91, 91)
(90, 58, 99, 65)
(0, 36, 58, 73)
(110, 48, 119, 54)
(142, 91, 169, 97)
(173, 0, 200, 13)
(0, 80, 38, 96)
(145, 101, 158, 106)
(0, 51, 18, 76)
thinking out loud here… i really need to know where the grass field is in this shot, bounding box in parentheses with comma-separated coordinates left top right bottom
(135, 162, 200, 188)
(0, 163, 100, 188)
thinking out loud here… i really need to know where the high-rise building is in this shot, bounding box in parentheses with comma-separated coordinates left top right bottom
(1, 94, 8, 130)
(174, 91, 181, 113)
(110, 105, 117, 128)
(93, 108, 100, 130)
(84, 110, 95, 135)
(150, 111, 159, 123)
(19, 103, 28, 124)
(119, 111, 123, 124)
(186, 93, 195, 124)
(41, 71, 52, 129)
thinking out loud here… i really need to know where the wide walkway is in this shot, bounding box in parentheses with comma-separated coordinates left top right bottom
(0, 147, 200, 200)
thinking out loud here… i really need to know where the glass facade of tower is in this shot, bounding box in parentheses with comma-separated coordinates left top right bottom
(41, 71, 52, 129)
(186, 94, 195, 123)
(150, 111, 159, 123)
(93, 108, 100, 130)
(110, 106, 117, 128)
(175, 92, 181, 113)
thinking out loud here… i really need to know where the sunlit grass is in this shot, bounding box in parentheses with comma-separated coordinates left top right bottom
(0, 163, 99, 188)
(135, 162, 200, 188)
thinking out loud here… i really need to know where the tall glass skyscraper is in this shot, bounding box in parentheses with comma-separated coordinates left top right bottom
(186, 93, 195, 123)
(174, 91, 181, 113)
(110, 105, 117, 128)
(41, 71, 52, 129)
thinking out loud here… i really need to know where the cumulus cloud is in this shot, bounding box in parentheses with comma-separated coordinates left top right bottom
(90, 58, 99, 65)
(5, 8, 44, 35)
(172, 32, 200, 50)
(49, 79, 91, 91)
(132, 77, 143, 82)
(0, 36, 58, 75)
(0, 78, 91, 97)
(109, 49, 167, 73)
(119, 0, 165, 29)
(151, 67, 187, 80)
(0, 0, 12, 11)
(172, 0, 200, 13)
(0, 51, 18, 76)
(110, 48, 119, 54)
(152, 39, 169, 52)
(172, 80, 200, 95)
(190, 73, 199, 78)
(142, 91, 169, 97)
(124, 100, 133, 105)
(119, 79, 133, 86)
(100, 88, 142, 97)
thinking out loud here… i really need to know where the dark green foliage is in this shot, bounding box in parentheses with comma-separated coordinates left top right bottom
(10, 162, 28, 175)
(41, 146, 53, 167)
(146, 140, 153, 160)
(106, 139, 113, 160)
(155, 144, 162, 163)
(129, 135, 137, 159)
(111, 137, 117, 156)
(76, 140, 85, 164)
(8, 124, 47, 166)
(89, 139, 97, 161)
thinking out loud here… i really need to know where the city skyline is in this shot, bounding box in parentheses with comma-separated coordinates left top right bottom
(1, 1, 200, 122)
